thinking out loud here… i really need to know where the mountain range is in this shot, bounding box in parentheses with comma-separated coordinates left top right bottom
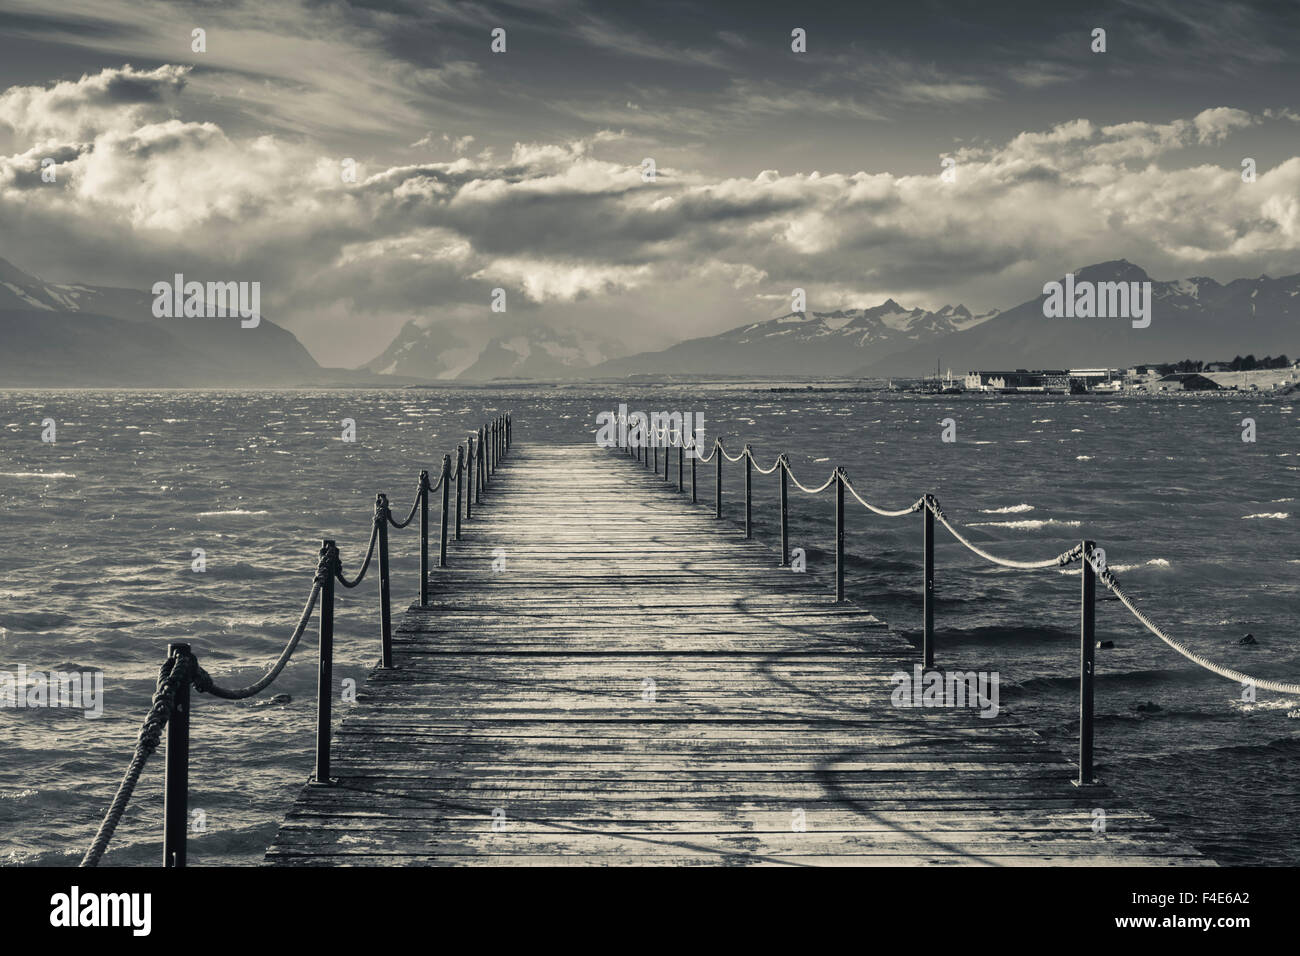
(4, 256, 1296, 385)
(365, 319, 621, 381)
(0, 258, 363, 386)
(855, 260, 1300, 377)
(587, 300, 999, 378)
(358, 259, 1298, 381)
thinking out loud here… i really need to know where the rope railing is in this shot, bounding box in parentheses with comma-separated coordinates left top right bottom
(335, 519, 380, 589)
(386, 476, 425, 529)
(80, 413, 512, 867)
(605, 422, 1299, 787)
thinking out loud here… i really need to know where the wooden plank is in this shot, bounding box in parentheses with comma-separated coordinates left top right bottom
(266, 442, 1212, 867)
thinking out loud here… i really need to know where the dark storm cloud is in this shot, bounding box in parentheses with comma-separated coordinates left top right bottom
(0, 2, 1297, 364)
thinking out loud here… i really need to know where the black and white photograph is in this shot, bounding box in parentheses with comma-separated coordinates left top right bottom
(0, 0, 1294, 932)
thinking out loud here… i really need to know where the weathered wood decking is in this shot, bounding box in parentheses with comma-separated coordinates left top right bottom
(266, 443, 1210, 866)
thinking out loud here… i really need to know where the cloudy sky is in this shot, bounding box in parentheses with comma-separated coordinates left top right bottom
(0, 0, 1297, 367)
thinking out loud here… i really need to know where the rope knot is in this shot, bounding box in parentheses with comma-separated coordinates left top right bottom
(1055, 542, 1085, 566)
(192, 666, 214, 694)
(314, 540, 338, 585)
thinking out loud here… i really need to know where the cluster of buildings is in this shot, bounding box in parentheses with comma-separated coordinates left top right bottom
(963, 362, 1300, 393)
(962, 368, 1119, 393)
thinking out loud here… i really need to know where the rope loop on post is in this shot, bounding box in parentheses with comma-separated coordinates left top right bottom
(336, 519, 380, 589)
(388, 480, 422, 529)
(80, 651, 197, 867)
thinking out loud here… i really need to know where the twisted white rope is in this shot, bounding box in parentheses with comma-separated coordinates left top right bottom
(716, 439, 747, 463)
(928, 500, 1084, 570)
(748, 450, 782, 475)
(1101, 569, 1300, 695)
(840, 473, 925, 517)
(785, 465, 838, 494)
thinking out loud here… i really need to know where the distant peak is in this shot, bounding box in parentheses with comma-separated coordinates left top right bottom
(1073, 259, 1150, 283)
(0, 257, 36, 284)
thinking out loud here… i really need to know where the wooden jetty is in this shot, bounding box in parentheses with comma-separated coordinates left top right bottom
(265, 441, 1210, 866)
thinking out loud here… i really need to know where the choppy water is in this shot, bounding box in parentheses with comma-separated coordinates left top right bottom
(1, 387, 1296, 866)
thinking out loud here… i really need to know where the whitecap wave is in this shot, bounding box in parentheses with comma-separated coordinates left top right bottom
(1242, 512, 1289, 520)
(980, 504, 1034, 514)
(969, 518, 1081, 530)
(197, 509, 271, 516)
(1060, 558, 1171, 575)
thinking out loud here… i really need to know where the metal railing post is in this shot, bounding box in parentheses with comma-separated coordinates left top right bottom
(419, 471, 429, 607)
(654, 441, 658, 474)
(715, 444, 722, 519)
(162, 641, 190, 868)
(478, 427, 486, 494)
(779, 457, 789, 566)
(376, 496, 392, 667)
(439, 454, 450, 567)
(1078, 539, 1097, 786)
(691, 446, 697, 503)
(834, 469, 845, 602)
(744, 446, 752, 538)
(465, 436, 475, 517)
(923, 496, 935, 669)
(678, 444, 683, 492)
(455, 446, 464, 540)
(314, 540, 337, 783)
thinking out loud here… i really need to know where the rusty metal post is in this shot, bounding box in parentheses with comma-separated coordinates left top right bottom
(478, 427, 486, 494)
(314, 540, 337, 783)
(455, 446, 464, 540)
(162, 642, 190, 868)
(419, 471, 429, 607)
(691, 446, 697, 503)
(744, 446, 752, 538)
(439, 454, 451, 567)
(376, 495, 392, 667)
(834, 469, 844, 602)
(779, 457, 789, 566)
(1078, 539, 1097, 786)
(465, 436, 474, 518)
(923, 496, 934, 669)
(715, 444, 722, 518)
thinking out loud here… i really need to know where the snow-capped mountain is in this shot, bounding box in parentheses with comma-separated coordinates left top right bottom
(362, 320, 482, 380)
(858, 260, 1300, 376)
(0, 258, 326, 385)
(0, 257, 156, 319)
(589, 299, 999, 378)
(458, 326, 623, 381)
(364, 318, 624, 381)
